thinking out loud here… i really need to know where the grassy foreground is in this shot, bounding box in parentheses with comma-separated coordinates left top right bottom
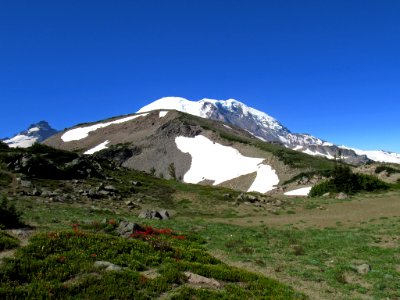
(0, 224, 303, 299)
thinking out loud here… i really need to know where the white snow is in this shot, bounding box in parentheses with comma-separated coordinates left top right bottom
(84, 140, 110, 155)
(248, 164, 279, 193)
(339, 146, 400, 164)
(137, 97, 285, 131)
(302, 149, 335, 160)
(223, 124, 232, 130)
(175, 135, 279, 193)
(284, 186, 312, 196)
(255, 135, 267, 142)
(61, 113, 149, 142)
(4, 135, 38, 148)
(159, 111, 169, 118)
(28, 127, 40, 133)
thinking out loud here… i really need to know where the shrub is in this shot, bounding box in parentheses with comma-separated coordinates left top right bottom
(0, 230, 19, 250)
(0, 141, 9, 150)
(0, 197, 25, 229)
(310, 163, 388, 197)
(375, 165, 400, 175)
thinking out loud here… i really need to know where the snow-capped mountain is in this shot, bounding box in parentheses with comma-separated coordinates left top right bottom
(138, 97, 399, 164)
(3, 121, 58, 148)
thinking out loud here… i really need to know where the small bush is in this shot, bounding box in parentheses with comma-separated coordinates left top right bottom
(0, 197, 25, 229)
(375, 165, 400, 175)
(310, 164, 389, 197)
(0, 230, 19, 250)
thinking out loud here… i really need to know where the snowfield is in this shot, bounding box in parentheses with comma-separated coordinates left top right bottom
(61, 113, 149, 142)
(340, 146, 400, 164)
(302, 149, 335, 160)
(3, 135, 38, 148)
(284, 186, 312, 196)
(84, 140, 110, 155)
(175, 135, 279, 193)
(159, 111, 169, 118)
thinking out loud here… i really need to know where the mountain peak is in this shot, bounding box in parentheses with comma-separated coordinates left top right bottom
(3, 121, 58, 148)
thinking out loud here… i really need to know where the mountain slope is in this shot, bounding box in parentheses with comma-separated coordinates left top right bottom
(44, 110, 337, 194)
(3, 121, 58, 148)
(138, 97, 381, 164)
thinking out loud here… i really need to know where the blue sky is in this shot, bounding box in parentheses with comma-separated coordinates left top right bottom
(1, 0, 399, 152)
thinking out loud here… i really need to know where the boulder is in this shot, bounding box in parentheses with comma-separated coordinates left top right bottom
(94, 261, 122, 272)
(104, 185, 117, 192)
(116, 221, 143, 238)
(355, 263, 371, 275)
(138, 209, 170, 220)
(336, 192, 349, 199)
(184, 271, 220, 287)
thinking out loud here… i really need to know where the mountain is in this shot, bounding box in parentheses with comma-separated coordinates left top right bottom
(138, 97, 400, 164)
(44, 109, 339, 194)
(3, 121, 58, 148)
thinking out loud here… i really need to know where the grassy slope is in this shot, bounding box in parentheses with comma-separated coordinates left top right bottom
(0, 228, 303, 299)
(1, 143, 400, 299)
(0, 144, 304, 299)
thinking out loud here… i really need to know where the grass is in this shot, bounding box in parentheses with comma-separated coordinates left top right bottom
(1, 142, 400, 299)
(0, 226, 303, 299)
(190, 219, 400, 299)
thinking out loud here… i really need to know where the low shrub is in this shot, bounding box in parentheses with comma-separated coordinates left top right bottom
(0, 230, 19, 251)
(0, 197, 25, 229)
(375, 165, 400, 175)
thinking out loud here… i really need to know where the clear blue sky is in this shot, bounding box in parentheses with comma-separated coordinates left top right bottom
(1, 0, 399, 152)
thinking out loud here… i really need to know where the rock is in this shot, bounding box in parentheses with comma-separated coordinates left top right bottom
(98, 190, 110, 196)
(246, 195, 258, 203)
(104, 185, 117, 192)
(131, 181, 142, 187)
(20, 180, 32, 188)
(184, 271, 220, 287)
(158, 210, 170, 220)
(116, 221, 143, 238)
(355, 263, 371, 275)
(336, 192, 349, 199)
(125, 200, 140, 209)
(138, 209, 170, 220)
(322, 192, 331, 197)
(31, 188, 41, 196)
(94, 261, 122, 272)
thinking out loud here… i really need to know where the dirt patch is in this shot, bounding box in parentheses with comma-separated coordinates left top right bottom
(211, 191, 400, 228)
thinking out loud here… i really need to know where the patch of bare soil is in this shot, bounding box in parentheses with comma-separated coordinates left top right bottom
(211, 191, 400, 228)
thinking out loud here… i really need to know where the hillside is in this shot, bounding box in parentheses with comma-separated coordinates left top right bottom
(1, 140, 400, 299)
(44, 110, 339, 194)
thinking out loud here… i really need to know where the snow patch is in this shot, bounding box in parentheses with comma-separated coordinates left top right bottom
(175, 135, 279, 193)
(302, 149, 335, 160)
(28, 127, 40, 133)
(223, 124, 232, 130)
(248, 164, 279, 193)
(84, 140, 110, 155)
(159, 111, 169, 118)
(61, 113, 149, 142)
(3, 135, 38, 148)
(340, 146, 400, 164)
(284, 186, 312, 196)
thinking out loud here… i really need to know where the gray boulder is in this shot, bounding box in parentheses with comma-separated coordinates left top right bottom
(138, 209, 170, 220)
(94, 261, 122, 272)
